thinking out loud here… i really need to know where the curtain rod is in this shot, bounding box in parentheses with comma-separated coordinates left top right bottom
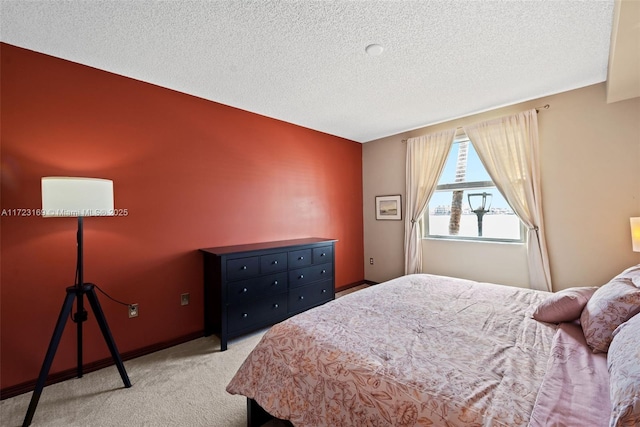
(401, 104, 550, 143)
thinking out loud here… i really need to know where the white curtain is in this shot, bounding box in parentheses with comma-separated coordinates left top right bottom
(404, 129, 456, 275)
(463, 109, 552, 291)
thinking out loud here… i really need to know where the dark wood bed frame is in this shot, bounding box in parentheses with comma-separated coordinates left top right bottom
(247, 398, 293, 427)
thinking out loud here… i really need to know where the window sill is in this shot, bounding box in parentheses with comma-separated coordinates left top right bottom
(422, 236, 524, 245)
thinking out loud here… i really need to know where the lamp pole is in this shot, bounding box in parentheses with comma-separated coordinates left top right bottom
(75, 216, 86, 378)
(468, 192, 492, 237)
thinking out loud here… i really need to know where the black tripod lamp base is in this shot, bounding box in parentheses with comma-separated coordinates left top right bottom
(22, 284, 131, 427)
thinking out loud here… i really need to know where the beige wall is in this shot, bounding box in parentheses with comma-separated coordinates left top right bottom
(363, 83, 640, 290)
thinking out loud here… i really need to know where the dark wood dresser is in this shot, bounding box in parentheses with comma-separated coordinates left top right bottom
(200, 238, 337, 350)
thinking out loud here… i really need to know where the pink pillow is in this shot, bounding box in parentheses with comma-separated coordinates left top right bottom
(580, 272, 640, 353)
(607, 313, 640, 426)
(532, 287, 597, 323)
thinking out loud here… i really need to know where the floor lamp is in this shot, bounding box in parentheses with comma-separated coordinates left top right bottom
(23, 177, 132, 427)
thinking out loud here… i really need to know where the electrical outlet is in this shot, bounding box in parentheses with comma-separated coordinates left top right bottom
(369, 258, 374, 265)
(181, 293, 190, 306)
(128, 304, 139, 318)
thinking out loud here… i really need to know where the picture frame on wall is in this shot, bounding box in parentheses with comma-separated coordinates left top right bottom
(375, 195, 402, 220)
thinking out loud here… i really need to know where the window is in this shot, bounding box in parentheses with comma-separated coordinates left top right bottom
(424, 136, 524, 242)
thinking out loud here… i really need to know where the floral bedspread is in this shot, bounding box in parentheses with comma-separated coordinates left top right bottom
(227, 274, 557, 426)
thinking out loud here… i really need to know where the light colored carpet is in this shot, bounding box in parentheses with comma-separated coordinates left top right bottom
(1, 331, 267, 427)
(0, 285, 368, 427)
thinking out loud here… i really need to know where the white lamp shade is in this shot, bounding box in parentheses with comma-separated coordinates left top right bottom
(42, 177, 114, 217)
(631, 217, 640, 252)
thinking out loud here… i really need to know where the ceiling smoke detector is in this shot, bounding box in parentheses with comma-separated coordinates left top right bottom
(365, 44, 384, 56)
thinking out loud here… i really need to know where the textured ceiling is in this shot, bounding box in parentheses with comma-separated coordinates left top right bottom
(0, 1, 615, 143)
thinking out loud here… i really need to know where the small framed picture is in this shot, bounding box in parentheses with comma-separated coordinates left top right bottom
(375, 195, 402, 220)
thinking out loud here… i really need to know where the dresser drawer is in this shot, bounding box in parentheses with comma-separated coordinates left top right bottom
(228, 294, 288, 333)
(227, 272, 287, 304)
(226, 257, 260, 281)
(313, 246, 333, 263)
(288, 249, 311, 269)
(288, 280, 333, 314)
(260, 252, 287, 273)
(289, 263, 333, 288)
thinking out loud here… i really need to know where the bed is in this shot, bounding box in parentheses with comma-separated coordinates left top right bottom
(227, 269, 640, 427)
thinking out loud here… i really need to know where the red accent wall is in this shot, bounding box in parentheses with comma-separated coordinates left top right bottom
(0, 43, 364, 390)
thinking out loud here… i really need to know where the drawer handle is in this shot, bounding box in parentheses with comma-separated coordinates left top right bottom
(273, 280, 278, 285)
(321, 253, 326, 257)
(242, 313, 248, 318)
(273, 303, 279, 308)
(322, 289, 327, 293)
(299, 296, 304, 300)
(242, 266, 247, 270)
(242, 288, 248, 293)
(299, 275, 304, 279)
(321, 269, 326, 274)
(273, 260, 278, 265)
(299, 256, 304, 260)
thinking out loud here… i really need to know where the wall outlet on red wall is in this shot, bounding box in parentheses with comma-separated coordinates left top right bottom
(128, 304, 139, 318)
(181, 293, 190, 306)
